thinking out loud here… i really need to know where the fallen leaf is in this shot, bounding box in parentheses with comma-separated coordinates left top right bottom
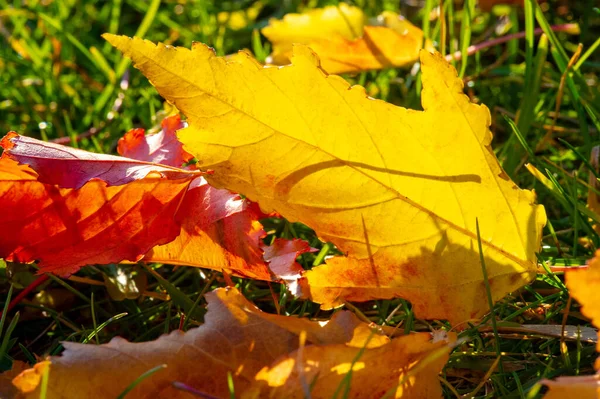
(540, 250, 600, 396)
(0, 157, 190, 276)
(106, 36, 546, 324)
(1, 132, 194, 189)
(0, 131, 304, 280)
(267, 11, 427, 74)
(141, 177, 274, 280)
(542, 374, 600, 398)
(245, 333, 451, 399)
(0, 361, 29, 398)
(117, 115, 193, 167)
(11, 361, 50, 394)
(566, 250, 600, 352)
(12, 287, 404, 398)
(261, 3, 365, 64)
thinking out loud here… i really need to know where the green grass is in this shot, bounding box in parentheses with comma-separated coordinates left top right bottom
(1, 0, 600, 397)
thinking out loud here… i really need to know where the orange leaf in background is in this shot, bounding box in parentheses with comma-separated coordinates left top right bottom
(9, 287, 424, 399)
(261, 3, 365, 65)
(262, 6, 426, 74)
(566, 250, 600, 352)
(307, 12, 428, 74)
(0, 157, 190, 276)
(246, 333, 451, 399)
(106, 35, 546, 324)
(541, 250, 600, 396)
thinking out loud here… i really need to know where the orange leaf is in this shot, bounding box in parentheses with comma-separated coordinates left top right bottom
(261, 4, 365, 65)
(0, 157, 190, 276)
(11, 361, 50, 394)
(0, 129, 308, 281)
(307, 17, 426, 74)
(566, 250, 600, 353)
(0, 361, 30, 398)
(540, 251, 600, 396)
(1, 132, 195, 188)
(262, 8, 426, 73)
(142, 177, 273, 279)
(246, 333, 451, 398)
(11, 287, 398, 399)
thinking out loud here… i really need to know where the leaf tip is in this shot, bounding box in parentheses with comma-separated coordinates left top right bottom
(102, 33, 131, 50)
(0, 131, 18, 152)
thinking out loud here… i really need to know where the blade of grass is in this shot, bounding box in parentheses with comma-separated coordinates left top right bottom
(39, 361, 50, 399)
(0, 311, 20, 362)
(91, 292, 99, 345)
(574, 36, 600, 71)
(140, 264, 203, 320)
(557, 138, 600, 179)
(524, 0, 535, 86)
(476, 219, 504, 376)
(82, 312, 127, 344)
(504, 115, 537, 162)
(458, 0, 475, 78)
(116, 364, 167, 399)
(0, 285, 14, 341)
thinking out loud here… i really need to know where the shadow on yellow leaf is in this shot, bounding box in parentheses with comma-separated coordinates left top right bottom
(6, 287, 451, 399)
(105, 34, 546, 325)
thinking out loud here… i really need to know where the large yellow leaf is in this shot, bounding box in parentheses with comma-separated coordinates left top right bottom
(261, 3, 365, 64)
(8, 287, 451, 399)
(105, 36, 546, 324)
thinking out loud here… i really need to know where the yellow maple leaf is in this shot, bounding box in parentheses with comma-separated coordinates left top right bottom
(105, 35, 546, 324)
(261, 3, 365, 64)
(8, 287, 450, 398)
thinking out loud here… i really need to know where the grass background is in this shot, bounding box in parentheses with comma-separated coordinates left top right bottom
(1, 0, 599, 397)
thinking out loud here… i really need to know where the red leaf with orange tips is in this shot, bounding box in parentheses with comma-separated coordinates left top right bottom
(0, 122, 309, 281)
(117, 115, 193, 167)
(0, 157, 189, 276)
(2, 132, 195, 189)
